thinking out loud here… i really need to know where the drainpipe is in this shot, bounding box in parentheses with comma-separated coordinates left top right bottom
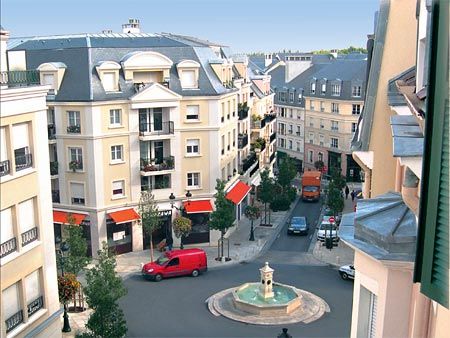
(395, 160, 404, 193)
(402, 167, 420, 215)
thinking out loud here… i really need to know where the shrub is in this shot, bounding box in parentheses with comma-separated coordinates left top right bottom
(286, 186, 297, 202)
(270, 196, 291, 212)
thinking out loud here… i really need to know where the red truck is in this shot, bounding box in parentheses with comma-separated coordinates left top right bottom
(301, 171, 321, 202)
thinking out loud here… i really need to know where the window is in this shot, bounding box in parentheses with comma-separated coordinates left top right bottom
(331, 138, 339, 148)
(320, 101, 325, 112)
(289, 92, 294, 102)
(12, 123, 31, 171)
(187, 173, 200, 188)
(221, 135, 225, 155)
(221, 103, 225, 122)
(103, 72, 117, 92)
(227, 101, 231, 120)
(296, 125, 301, 136)
(227, 132, 231, 151)
(3, 283, 22, 332)
(233, 129, 236, 147)
(321, 83, 326, 94)
(70, 182, 85, 205)
(109, 109, 122, 126)
(320, 119, 324, 129)
(310, 82, 316, 94)
(318, 152, 323, 162)
(310, 100, 315, 111)
(288, 125, 293, 134)
(352, 85, 362, 97)
(319, 134, 324, 146)
(25, 270, 42, 318)
(309, 118, 314, 127)
(19, 199, 36, 241)
(168, 257, 180, 266)
(180, 70, 197, 88)
(352, 104, 361, 115)
(221, 167, 226, 180)
(352, 123, 357, 133)
(1, 207, 15, 254)
(289, 109, 293, 118)
(67, 111, 81, 133)
(331, 121, 339, 132)
(288, 140, 293, 150)
(186, 139, 200, 155)
(112, 180, 125, 197)
(42, 73, 55, 89)
(331, 84, 341, 96)
(185, 105, 200, 121)
(298, 93, 303, 102)
(279, 92, 286, 102)
(69, 147, 83, 170)
(308, 150, 314, 163)
(331, 103, 339, 113)
(278, 138, 285, 148)
(111, 145, 123, 162)
(309, 133, 314, 144)
(280, 107, 286, 117)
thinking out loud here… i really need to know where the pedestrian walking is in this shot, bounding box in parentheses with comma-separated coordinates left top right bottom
(345, 185, 350, 199)
(351, 190, 355, 201)
(277, 328, 292, 338)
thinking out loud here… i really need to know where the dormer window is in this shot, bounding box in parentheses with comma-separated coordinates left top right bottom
(310, 82, 316, 94)
(95, 61, 121, 92)
(37, 62, 67, 95)
(176, 60, 200, 90)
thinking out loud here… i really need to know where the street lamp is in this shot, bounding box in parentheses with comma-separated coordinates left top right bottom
(169, 191, 192, 211)
(56, 241, 72, 333)
(249, 188, 256, 241)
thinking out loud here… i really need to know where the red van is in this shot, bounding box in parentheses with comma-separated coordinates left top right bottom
(141, 248, 207, 282)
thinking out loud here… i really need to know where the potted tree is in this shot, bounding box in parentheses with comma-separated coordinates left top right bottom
(172, 216, 192, 249)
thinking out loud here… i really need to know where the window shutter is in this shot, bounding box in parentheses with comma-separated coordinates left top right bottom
(1, 208, 14, 241)
(103, 72, 116, 91)
(25, 270, 40, 302)
(12, 123, 29, 150)
(181, 70, 196, 88)
(70, 183, 84, 199)
(19, 199, 35, 232)
(2, 284, 20, 319)
(112, 181, 123, 191)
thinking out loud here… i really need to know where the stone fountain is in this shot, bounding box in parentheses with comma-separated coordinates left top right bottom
(207, 262, 329, 325)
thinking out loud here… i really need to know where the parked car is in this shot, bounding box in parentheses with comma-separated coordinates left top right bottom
(339, 265, 355, 280)
(141, 248, 207, 282)
(287, 216, 309, 235)
(316, 220, 339, 242)
(323, 207, 341, 225)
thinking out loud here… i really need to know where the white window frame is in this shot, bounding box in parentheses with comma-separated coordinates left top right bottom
(352, 85, 362, 97)
(109, 109, 122, 127)
(180, 70, 198, 89)
(186, 105, 200, 121)
(352, 123, 357, 133)
(68, 147, 83, 171)
(331, 138, 339, 148)
(112, 180, 125, 198)
(310, 100, 315, 111)
(310, 82, 316, 94)
(187, 172, 200, 189)
(309, 133, 314, 144)
(67, 111, 80, 127)
(321, 83, 326, 94)
(331, 121, 339, 132)
(111, 145, 123, 163)
(186, 139, 200, 156)
(331, 103, 339, 113)
(70, 182, 85, 205)
(352, 104, 361, 115)
(289, 92, 294, 102)
(331, 84, 341, 96)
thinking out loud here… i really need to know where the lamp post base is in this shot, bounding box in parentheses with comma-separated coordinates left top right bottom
(249, 222, 255, 241)
(62, 304, 71, 332)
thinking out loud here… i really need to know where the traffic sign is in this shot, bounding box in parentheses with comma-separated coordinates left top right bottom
(329, 216, 335, 223)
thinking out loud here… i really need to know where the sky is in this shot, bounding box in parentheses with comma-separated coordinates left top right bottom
(1, 0, 379, 53)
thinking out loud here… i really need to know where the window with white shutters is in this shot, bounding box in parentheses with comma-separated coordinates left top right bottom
(186, 105, 199, 120)
(70, 182, 85, 205)
(1, 208, 14, 242)
(2, 283, 21, 324)
(18, 199, 35, 233)
(112, 180, 124, 197)
(181, 70, 196, 88)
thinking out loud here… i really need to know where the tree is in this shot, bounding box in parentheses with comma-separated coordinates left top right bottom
(326, 182, 344, 218)
(259, 169, 275, 226)
(63, 214, 90, 276)
(244, 205, 261, 241)
(330, 169, 346, 190)
(172, 216, 192, 249)
(209, 179, 235, 259)
(277, 157, 297, 189)
(82, 242, 127, 338)
(138, 191, 162, 262)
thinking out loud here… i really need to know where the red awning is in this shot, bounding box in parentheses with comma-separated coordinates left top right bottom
(183, 200, 213, 214)
(53, 211, 86, 225)
(226, 181, 252, 205)
(108, 208, 140, 224)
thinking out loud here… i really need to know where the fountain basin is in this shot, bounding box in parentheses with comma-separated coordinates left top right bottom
(232, 282, 302, 315)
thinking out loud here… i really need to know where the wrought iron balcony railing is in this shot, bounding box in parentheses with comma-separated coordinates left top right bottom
(242, 153, 257, 173)
(27, 296, 44, 318)
(0, 159, 10, 176)
(238, 134, 248, 149)
(1, 237, 17, 258)
(140, 156, 175, 172)
(1, 70, 40, 87)
(5, 310, 23, 333)
(15, 153, 32, 171)
(22, 227, 38, 247)
(139, 121, 174, 136)
(67, 125, 81, 134)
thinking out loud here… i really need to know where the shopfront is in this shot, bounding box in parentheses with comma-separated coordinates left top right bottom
(226, 180, 252, 221)
(53, 210, 92, 256)
(106, 208, 140, 255)
(182, 200, 213, 245)
(142, 209, 172, 249)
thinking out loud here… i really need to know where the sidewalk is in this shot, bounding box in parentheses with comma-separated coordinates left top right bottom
(62, 198, 297, 336)
(311, 184, 358, 267)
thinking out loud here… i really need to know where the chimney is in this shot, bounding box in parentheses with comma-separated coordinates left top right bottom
(264, 53, 272, 68)
(102, 29, 113, 34)
(0, 26, 10, 73)
(330, 49, 338, 58)
(284, 55, 312, 83)
(122, 18, 141, 33)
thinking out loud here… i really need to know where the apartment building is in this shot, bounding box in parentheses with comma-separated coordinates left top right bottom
(1, 28, 61, 338)
(341, 0, 449, 337)
(8, 22, 272, 254)
(268, 53, 366, 180)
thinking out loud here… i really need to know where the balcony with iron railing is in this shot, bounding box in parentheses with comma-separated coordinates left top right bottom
(241, 152, 257, 173)
(27, 296, 44, 318)
(134, 81, 169, 93)
(139, 121, 174, 137)
(270, 152, 276, 164)
(1, 237, 17, 258)
(48, 124, 56, 140)
(251, 116, 266, 130)
(140, 156, 175, 174)
(270, 132, 277, 143)
(0, 159, 10, 177)
(50, 161, 58, 176)
(22, 227, 38, 247)
(238, 102, 249, 120)
(67, 125, 81, 134)
(0, 70, 40, 88)
(238, 133, 248, 149)
(249, 160, 260, 177)
(5, 309, 23, 333)
(15, 153, 33, 171)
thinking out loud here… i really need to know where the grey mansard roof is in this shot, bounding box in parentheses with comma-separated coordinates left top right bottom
(10, 33, 237, 101)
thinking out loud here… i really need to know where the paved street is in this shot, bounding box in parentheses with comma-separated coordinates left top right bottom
(120, 199, 354, 338)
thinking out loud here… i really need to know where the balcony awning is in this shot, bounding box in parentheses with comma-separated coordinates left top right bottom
(53, 211, 86, 225)
(183, 200, 213, 214)
(108, 208, 140, 224)
(226, 181, 252, 205)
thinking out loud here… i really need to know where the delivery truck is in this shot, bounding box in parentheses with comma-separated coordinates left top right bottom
(301, 171, 321, 202)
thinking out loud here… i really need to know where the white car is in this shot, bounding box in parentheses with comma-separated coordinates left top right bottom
(339, 265, 355, 280)
(316, 221, 339, 242)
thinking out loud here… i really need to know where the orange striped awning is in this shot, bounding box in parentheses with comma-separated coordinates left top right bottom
(108, 208, 140, 224)
(53, 211, 86, 225)
(183, 200, 213, 214)
(226, 181, 252, 205)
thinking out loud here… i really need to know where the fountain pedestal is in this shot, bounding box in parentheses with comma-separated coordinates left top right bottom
(260, 262, 274, 299)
